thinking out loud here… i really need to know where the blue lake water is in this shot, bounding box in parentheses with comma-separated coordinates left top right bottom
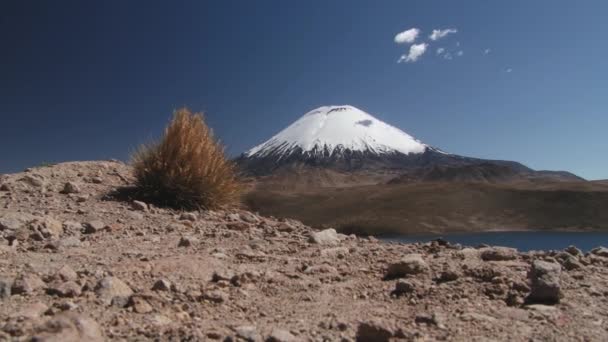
(381, 231, 608, 252)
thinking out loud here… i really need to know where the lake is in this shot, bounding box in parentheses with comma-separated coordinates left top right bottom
(381, 231, 608, 252)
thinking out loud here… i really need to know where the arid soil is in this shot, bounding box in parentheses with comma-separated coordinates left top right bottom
(1, 161, 608, 341)
(245, 181, 608, 235)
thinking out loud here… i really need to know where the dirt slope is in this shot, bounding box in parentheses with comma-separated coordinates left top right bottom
(1, 161, 608, 341)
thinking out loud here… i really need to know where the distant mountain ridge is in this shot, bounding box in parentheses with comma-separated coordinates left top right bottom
(237, 105, 583, 184)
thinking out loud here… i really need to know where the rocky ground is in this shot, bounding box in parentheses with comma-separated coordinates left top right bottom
(1, 161, 608, 341)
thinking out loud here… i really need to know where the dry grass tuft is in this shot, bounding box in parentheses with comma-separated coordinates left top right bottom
(132, 108, 240, 209)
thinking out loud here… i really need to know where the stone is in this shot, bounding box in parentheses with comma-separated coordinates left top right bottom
(277, 222, 295, 232)
(235, 325, 262, 342)
(0, 212, 33, 231)
(54, 265, 78, 282)
(0, 278, 12, 299)
(266, 329, 299, 342)
(62, 182, 81, 194)
(62, 221, 83, 233)
(591, 247, 608, 258)
(32, 313, 104, 342)
(178, 236, 198, 247)
(47, 281, 82, 298)
(565, 245, 582, 257)
(559, 253, 584, 271)
(0, 183, 10, 191)
(393, 279, 419, 296)
(309, 228, 340, 246)
(95, 276, 133, 307)
(83, 220, 105, 234)
(91, 177, 104, 184)
(437, 270, 459, 283)
(132, 200, 148, 211)
(12, 273, 45, 295)
(227, 221, 251, 231)
(12, 302, 48, 319)
(356, 320, 394, 342)
(28, 217, 63, 240)
(480, 247, 518, 261)
(203, 290, 228, 303)
(385, 254, 428, 279)
(22, 174, 45, 187)
(129, 295, 153, 314)
(59, 237, 82, 248)
(526, 260, 562, 304)
(239, 211, 259, 224)
(320, 247, 350, 258)
(152, 279, 172, 292)
(180, 212, 198, 222)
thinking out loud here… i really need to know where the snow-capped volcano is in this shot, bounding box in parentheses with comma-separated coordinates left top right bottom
(246, 105, 429, 158)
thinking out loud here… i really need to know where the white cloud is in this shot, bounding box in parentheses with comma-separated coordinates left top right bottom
(394, 28, 420, 44)
(505, 68, 513, 73)
(436, 47, 445, 55)
(483, 48, 491, 55)
(429, 28, 457, 41)
(457, 50, 464, 56)
(443, 52, 453, 60)
(398, 43, 428, 63)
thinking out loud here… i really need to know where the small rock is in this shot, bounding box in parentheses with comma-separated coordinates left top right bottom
(309, 228, 340, 246)
(385, 254, 428, 279)
(480, 247, 518, 261)
(55, 265, 78, 282)
(0, 183, 10, 191)
(178, 236, 198, 247)
(277, 222, 295, 232)
(83, 220, 105, 234)
(320, 247, 350, 258)
(393, 279, 419, 296)
(239, 212, 259, 224)
(203, 290, 228, 303)
(437, 270, 459, 283)
(526, 260, 562, 304)
(32, 313, 104, 342)
(591, 246, 608, 258)
(91, 177, 104, 184)
(227, 221, 251, 231)
(29, 217, 63, 240)
(0, 278, 12, 299)
(132, 200, 148, 211)
(47, 281, 82, 298)
(565, 245, 582, 257)
(152, 279, 172, 292)
(12, 302, 48, 319)
(95, 276, 133, 307)
(129, 295, 154, 314)
(63, 221, 83, 232)
(266, 328, 299, 342)
(180, 212, 198, 222)
(235, 325, 262, 342)
(12, 273, 45, 295)
(62, 182, 81, 194)
(22, 174, 45, 187)
(0, 212, 33, 231)
(356, 320, 394, 342)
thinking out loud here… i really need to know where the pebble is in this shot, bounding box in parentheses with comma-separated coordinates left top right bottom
(62, 182, 81, 194)
(309, 228, 340, 246)
(385, 254, 428, 279)
(527, 260, 562, 304)
(83, 220, 105, 234)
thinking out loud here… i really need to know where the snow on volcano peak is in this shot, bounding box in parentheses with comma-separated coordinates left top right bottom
(245, 105, 428, 158)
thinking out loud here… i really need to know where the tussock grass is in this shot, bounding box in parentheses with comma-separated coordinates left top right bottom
(132, 108, 240, 209)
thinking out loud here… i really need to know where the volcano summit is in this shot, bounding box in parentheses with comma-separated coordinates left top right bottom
(237, 105, 579, 183)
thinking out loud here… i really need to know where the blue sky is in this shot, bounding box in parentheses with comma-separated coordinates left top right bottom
(1, 1, 607, 179)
